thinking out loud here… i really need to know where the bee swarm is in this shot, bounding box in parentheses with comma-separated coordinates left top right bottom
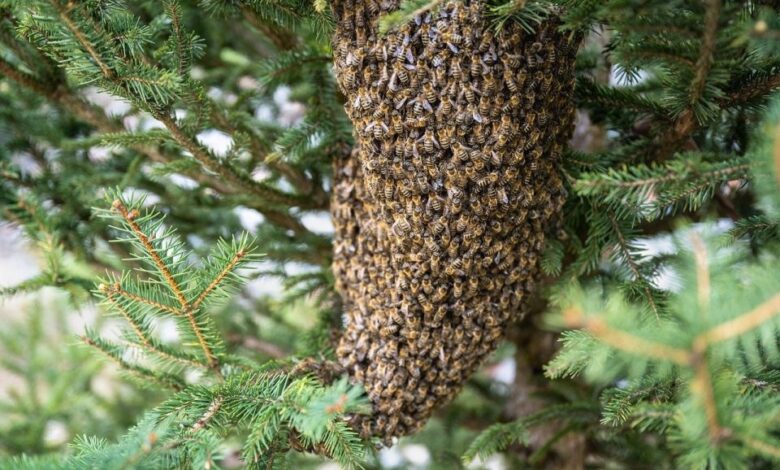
(330, 0, 579, 441)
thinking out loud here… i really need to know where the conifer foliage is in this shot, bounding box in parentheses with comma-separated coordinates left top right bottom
(0, 0, 779, 468)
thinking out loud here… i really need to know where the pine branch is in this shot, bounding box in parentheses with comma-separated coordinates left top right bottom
(153, 112, 313, 209)
(103, 281, 181, 316)
(672, 0, 721, 137)
(192, 246, 248, 310)
(607, 213, 660, 319)
(112, 200, 189, 308)
(101, 287, 152, 346)
(51, 0, 114, 80)
(561, 307, 690, 365)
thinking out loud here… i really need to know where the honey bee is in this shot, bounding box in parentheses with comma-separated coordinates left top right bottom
(431, 217, 447, 235)
(437, 94, 454, 115)
(455, 214, 468, 232)
(421, 129, 439, 153)
(469, 55, 482, 78)
(393, 62, 411, 85)
(478, 30, 494, 53)
(475, 172, 497, 191)
(482, 74, 497, 95)
(463, 84, 477, 104)
(540, 74, 553, 94)
(391, 112, 405, 134)
(380, 324, 399, 338)
(416, 173, 430, 194)
(486, 187, 498, 209)
(478, 95, 490, 117)
(383, 179, 395, 199)
(501, 51, 520, 68)
(422, 82, 437, 104)
(446, 141, 467, 162)
(399, 178, 414, 197)
(424, 156, 440, 179)
(546, 43, 557, 63)
(449, 56, 463, 80)
(355, 27, 367, 47)
(437, 125, 454, 149)
(432, 286, 448, 303)
(503, 70, 519, 93)
(365, 121, 389, 139)
(535, 108, 549, 126)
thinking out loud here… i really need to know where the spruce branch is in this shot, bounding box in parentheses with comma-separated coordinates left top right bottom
(101, 286, 152, 347)
(192, 249, 247, 310)
(672, 0, 721, 138)
(561, 307, 690, 365)
(607, 213, 660, 319)
(239, 3, 302, 50)
(701, 294, 780, 344)
(112, 199, 189, 309)
(119, 338, 209, 372)
(152, 111, 319, 210)
(50, 0, 115, 80)
(190, 396, 224, 433)
(103, 281, 181, 317)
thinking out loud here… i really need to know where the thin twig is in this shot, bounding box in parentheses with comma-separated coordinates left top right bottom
(562, 308, 689, 364)
(107, 282, 181, 316)
(119, 338, 208, 370)
(112, 200, 189, 308)
(699, 294, 780, 344)
(690, 337, 723, 442)
(673, 0, 721, 138)
(191, 396, 224, 432)
(53, 0, 114, 79)
(154, 112, 312, 208)
(192, 250, 246, 310)
(607, 214, 660, 320)
(101, 287, 151, 346)
(743, 436, 780, 459)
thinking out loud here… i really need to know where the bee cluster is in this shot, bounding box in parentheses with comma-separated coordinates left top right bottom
(330, 0, 579, 441)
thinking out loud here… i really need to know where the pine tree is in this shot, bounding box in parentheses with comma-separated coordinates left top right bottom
(0, 0, 778, 468)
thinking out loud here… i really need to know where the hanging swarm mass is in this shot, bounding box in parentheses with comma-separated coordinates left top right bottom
(330, 0, 580, 441)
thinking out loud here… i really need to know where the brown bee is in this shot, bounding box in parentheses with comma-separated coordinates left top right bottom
(431, 217, 447, 236)
(391, 112, 405, 134)
(482, 74, 497, 96)
(478, 95, 491, 117)
(393, 61, 411, 85)
(478, 30, 494, 53)
(380, 324, 399, 338)
(365, 121, 389, 139)
(425, 156, 440, 179)
(451, 141, 469, 162)
(415, 173, 430, 194)
(421, 129, 438, 153)
(469, 55, 482, 78)
(437, 125, 454, 149)
(383, 179, 395, 199)
(449, 56, 463, 80)
(422, 82, 437, 104)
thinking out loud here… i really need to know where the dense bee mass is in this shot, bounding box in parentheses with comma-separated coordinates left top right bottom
(330, 0, 579, 440)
